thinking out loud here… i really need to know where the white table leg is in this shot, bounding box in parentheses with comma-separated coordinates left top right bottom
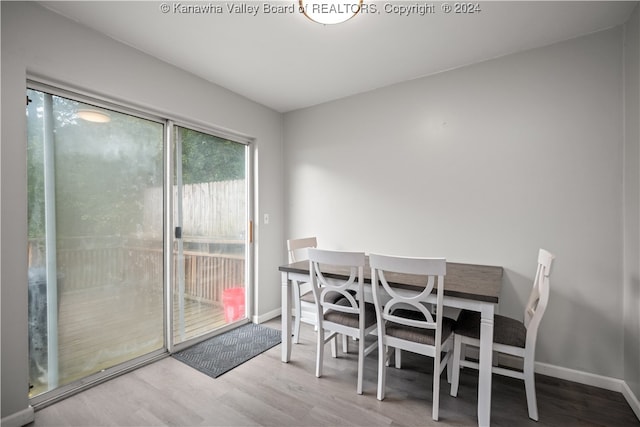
(281, 271, 292, 362)
(477, 304, 494, 427)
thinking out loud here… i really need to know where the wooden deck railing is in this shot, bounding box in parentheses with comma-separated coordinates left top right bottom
(28, 238, 245, 304)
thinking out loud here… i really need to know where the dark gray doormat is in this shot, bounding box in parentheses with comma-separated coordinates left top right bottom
(172, 323, 281, 378)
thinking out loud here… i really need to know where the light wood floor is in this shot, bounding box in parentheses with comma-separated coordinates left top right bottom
(30, 317, 639, 427)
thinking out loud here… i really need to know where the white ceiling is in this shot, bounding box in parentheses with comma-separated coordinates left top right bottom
(41, 1, 637, 113)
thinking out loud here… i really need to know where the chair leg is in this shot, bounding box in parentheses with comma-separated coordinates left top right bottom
(292, 284, 301, 344)
(395, 347, 402, 369)
(377, 339, 386, 401)
(316, 328, 324, 378)
(433, 355, 441, 421)
(450, 335, 462, 397)
(343, 334, 349, 353)
(357, 334, 364, 395)
(524, 356, 539, 421)
(293, 308, 301, 345)
(330, 335, 338, 358)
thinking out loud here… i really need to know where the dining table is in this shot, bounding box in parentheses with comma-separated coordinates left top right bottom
(279, 256, 503, 427)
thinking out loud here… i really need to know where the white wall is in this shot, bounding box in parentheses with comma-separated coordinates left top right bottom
(1, 2, 284, 421)
(624, 4, 640, 402)
(284, 27, 625, 379)
(2, 1, 638, 423)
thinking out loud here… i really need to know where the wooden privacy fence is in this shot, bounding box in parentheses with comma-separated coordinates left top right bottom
(27, 238, 245, 305)
(143, 179, 246, 239)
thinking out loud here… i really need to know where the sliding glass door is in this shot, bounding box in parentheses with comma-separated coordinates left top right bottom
(27, 87, 165, 398)
(27, 84, 253, 401)
(172, 125, 249, 346)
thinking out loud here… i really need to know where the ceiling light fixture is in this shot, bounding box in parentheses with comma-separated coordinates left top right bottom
(299, 0, 363, 25)
(76, 109, 111, 123)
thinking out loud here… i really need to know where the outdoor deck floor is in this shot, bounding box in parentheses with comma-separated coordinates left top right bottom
(29, 285, 229, 398)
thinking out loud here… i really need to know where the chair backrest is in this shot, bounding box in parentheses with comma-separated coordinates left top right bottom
(308, 248, 366, 325)
(370, 253, 447, 341)
(287, 237, 318, 263)
(523, 249, 554, 343)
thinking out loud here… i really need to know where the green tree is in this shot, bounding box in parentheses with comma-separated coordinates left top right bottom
(178, 127, 245, 185)
(27, 89, 246, 240)
(27, 89, 163, 239)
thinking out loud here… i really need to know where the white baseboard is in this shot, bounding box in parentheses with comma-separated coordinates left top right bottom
(622, 380, 640, 421)
(534, 361, 624, 392)
(1, 406, 35, 427)
(253, 307, 281, 324)
(535, 362, 639, 421)
(461, 348, 640, 421)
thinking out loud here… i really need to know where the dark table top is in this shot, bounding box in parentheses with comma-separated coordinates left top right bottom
(279, 258, 503, 303)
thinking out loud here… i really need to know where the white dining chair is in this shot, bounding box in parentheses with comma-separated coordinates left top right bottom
(308, 248, 377, 394)
(370, 253, 454, 421)
(449, 248, 554, 421)
(286, 237, 318, 344)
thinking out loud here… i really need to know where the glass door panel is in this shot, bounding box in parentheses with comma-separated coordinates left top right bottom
(27, 88, 165, 398)
(172, 125, 248, 345)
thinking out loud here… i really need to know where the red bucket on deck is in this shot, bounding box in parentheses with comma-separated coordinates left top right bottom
(223, 287, 245, 322)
